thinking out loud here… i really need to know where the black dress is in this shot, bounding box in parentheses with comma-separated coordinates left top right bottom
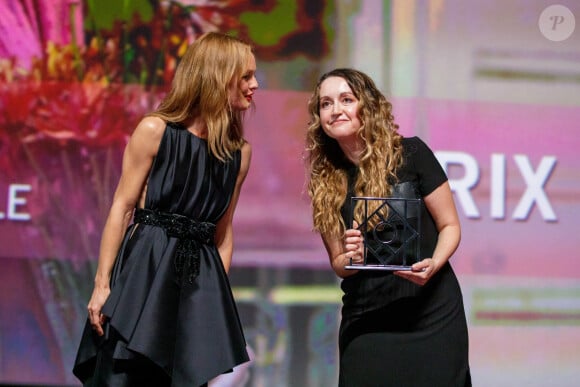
(73, 123, 249, 386)
(338, 137, 471, 387)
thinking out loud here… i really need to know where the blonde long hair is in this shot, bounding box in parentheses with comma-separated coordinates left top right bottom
(150, 32, 253, 161)
(305, 68, 403, 238)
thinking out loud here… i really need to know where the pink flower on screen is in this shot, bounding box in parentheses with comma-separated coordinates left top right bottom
(0, 0, 83, 69)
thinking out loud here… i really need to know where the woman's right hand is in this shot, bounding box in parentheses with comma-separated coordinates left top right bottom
(344, 223, 364, 264)
(87, 286, 110, 336)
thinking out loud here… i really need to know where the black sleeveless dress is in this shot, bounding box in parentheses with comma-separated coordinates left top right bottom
(73, 123, 249, 386)
(338, 137, 471, 387)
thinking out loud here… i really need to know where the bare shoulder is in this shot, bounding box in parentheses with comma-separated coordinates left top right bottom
(133, 116, 166, 140)
(238, 141, 252, 181)
(129, 116, 166, 155)
(241, 141, 252, 161)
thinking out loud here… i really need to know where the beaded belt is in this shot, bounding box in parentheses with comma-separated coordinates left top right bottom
(133, 208, 216, 284)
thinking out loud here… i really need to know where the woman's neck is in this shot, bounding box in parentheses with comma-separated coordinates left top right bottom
(338, 138, 364, 165)
(186, 117, 208, 139)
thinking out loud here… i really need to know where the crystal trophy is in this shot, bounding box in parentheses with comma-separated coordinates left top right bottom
(345, 196, 422, 271)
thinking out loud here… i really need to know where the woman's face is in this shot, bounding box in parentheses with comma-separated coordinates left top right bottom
(228, 54, 259, 111)
(318, 76, 362, 142)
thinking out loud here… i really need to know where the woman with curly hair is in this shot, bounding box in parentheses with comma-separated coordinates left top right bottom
(305, 68, 471, 386)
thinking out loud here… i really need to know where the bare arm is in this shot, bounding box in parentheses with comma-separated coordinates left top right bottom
(214, 142, 252, 273)
(322, 224, 364, 279)
(395, 181, 461, 286)
(87, 116, 165, 335)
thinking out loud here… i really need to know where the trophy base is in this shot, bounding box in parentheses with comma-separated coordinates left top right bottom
(345, 264, 413, 271)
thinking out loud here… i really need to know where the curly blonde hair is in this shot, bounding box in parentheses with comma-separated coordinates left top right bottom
(305, 68, 403, 238)
(150, 32, 253, 161)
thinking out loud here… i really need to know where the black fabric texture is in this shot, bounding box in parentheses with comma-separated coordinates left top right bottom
(337, 136, 471, 387)
(73, 123, 249, 386)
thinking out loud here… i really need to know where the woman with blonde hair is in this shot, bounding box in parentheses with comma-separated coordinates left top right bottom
(305, 68, 471, 386)
(73, 32, 258, 387)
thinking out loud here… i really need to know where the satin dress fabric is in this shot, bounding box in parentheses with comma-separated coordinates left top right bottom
(73, 123, 249, 386)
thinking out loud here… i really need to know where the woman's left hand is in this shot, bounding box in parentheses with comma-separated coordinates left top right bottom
(394, 258, 438, 286)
